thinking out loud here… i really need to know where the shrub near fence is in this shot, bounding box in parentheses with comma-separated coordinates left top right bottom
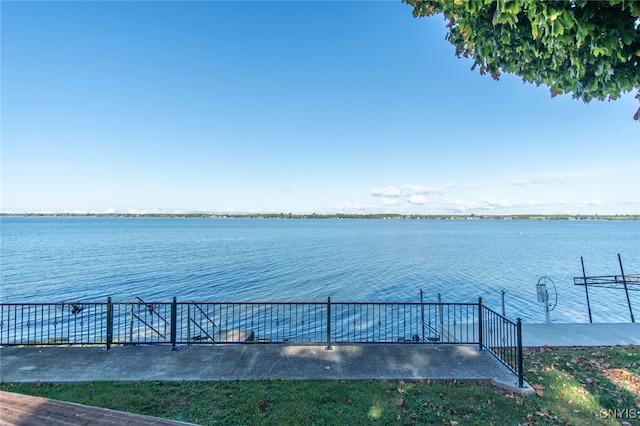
(0, 296, 524, 387)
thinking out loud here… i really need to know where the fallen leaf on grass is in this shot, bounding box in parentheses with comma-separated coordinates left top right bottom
(531, 384, 545, 397)
(602, 369, 640, 396)
(258, 399, 268, 410)
(502, 391, 523, 405)
(536, 409, 551, 419)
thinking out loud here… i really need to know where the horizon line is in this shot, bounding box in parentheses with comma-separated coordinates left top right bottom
(2, 212, 639, 219)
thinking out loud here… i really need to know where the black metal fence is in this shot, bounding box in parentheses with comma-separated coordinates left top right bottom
(0, 297, 524, 387)
(480, 305, 524, 387)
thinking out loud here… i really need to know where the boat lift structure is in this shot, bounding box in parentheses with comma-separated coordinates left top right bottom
(574, 254, 638, 323)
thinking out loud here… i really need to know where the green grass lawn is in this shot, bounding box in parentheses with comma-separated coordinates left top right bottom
(2, 346, 638, 425)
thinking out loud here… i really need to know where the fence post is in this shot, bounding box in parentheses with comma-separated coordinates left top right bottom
(437, 293, 443, 340)
(420, 289, 425, 342)
(325, 297, 332, 350)
(477, 297, 483, 350)
(171, 297, 178, 350)
(618, 253, 635, 323)
(106, 296, 113, 350)
(581, 257, 593, 323)
(516, 317, 524, 388)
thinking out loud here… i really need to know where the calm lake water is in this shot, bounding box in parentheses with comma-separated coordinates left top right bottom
(1, 217, 638, 323)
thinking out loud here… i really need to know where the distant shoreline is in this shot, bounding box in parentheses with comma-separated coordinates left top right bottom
(1, 213, 638, 221)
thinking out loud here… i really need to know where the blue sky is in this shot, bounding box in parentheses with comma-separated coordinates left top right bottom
(2, 1, 639, 215)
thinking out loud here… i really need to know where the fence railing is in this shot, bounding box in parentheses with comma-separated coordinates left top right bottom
(480, 304, 524, 388)
(0, 296, 524, 387)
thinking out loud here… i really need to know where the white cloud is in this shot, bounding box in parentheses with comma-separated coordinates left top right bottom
(437, 198, 471, 212)
(579, 199, 604, 206)
(440, 199, 512, 212)
(620, 198, 639, 205)
(371, 183, 442, 207)
(366, 179, 636, 214)
(482, 199, 513, 208)
(437, 198, 532, 212)
(524, 200, 552, 207)
(127, 208, 185, 214)
(370, 186, 402, 197)
(336, 202, 378, 212)
(406, 194, 427, 205)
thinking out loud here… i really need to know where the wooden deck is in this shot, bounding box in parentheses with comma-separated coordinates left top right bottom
(0, 391, 197, 425)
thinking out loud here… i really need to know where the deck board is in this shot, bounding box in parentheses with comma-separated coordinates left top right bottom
(0, 391, 197, 426)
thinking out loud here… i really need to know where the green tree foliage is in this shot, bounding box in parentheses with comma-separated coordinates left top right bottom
(404, 0, 640, 120)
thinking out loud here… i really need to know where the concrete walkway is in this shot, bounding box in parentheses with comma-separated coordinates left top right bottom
(1, 323, 637, 386)
(0, 343, 520, 388)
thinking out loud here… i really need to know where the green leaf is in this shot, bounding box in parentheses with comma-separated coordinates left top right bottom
(553, 21, 564, 36)
(547, 8, 560, 21)
(506, 1, 521, 15)
(531, 18, 539, 39)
